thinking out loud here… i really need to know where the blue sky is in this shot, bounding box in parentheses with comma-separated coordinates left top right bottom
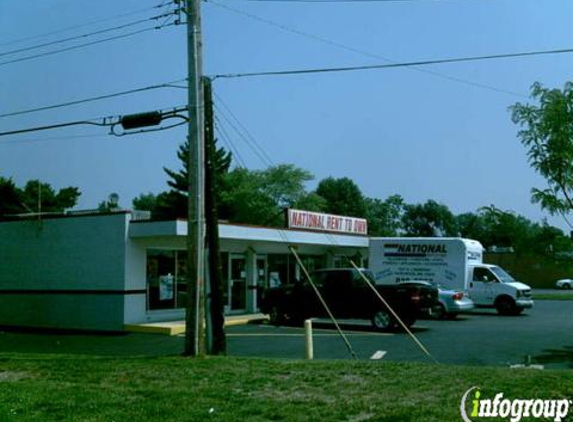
(1, 0, 573, 230)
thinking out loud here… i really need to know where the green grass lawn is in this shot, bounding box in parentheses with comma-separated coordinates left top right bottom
(1, 355, 573, 421)
(534, 293, 573, 300)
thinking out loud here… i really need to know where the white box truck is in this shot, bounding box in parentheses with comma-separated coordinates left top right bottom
(369, 237, 534, 315)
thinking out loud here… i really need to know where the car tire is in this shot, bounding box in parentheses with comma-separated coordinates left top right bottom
(269, 306, 285, 326)
(495, 296, 516, 316)
(434, 303, 446, 320)
(395, 314, 416, 331)
(565, 283, 572, 290)
(371, 309, 393, 331)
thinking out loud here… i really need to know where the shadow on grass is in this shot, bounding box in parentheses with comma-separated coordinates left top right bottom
(0, 329, 184, 357)
(534, 346, 573, 369)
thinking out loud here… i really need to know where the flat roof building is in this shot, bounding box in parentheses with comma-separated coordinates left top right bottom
(0, 211, 368, 331)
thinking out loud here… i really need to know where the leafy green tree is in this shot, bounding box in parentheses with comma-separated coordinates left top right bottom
(0, 177, 80, 217)
(0, 177, 23, 216)
(293, 192, 327, 213)
(456, 212, 486, 241)
(315, 177, 366, 218)
(457, 205, 573, 255)
(402, 200, 457, 237)
(219, 164, 315, 226)
(365, 195, 405, 236)
(132, 193, 157, 212)
(21, 180, 80, 213)
(98, 193, 121, 212)
(511, 82, 573, 224)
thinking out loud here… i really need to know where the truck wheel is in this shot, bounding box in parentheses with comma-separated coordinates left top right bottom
(495, 297, 516, 316)
(434, 304, 446, 320)
(395, 315, 416, 331)
(269, 306, 285, 326)
(371, 309, 393, 331)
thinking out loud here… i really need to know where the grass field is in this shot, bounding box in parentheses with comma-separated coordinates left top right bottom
(1, 355, 573, 421)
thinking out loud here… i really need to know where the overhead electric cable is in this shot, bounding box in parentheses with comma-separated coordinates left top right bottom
(0, 119, 114, 137)
(0, 2, 170, 48)
(208, 0, 525, 97)
(0, 12, 176, 58)
(0, 78, 188, 119)
(0, 105, 189, 138)
(214, 116, 247, 167)
(213, 93, 275, 166)
(0, 133, 105, 146)
(211, 46, 573, 80)
(0, 22, 177, 67)
(215, 103, 272, 167)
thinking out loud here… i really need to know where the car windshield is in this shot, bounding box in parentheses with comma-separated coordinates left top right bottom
(490, 266, 516, 283)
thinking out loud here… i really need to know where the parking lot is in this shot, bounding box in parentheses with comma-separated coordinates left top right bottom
(227, 300, 573, 368)
(0, 299, 571, 369)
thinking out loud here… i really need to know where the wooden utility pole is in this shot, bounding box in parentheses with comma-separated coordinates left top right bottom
(184, 0, 206, 357)
(203, 77, 227, 355)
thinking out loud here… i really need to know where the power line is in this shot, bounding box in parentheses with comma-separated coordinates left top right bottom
(214, 116, 247, 167)
(0, 78, 187, 119)
(0, 119, 114, 138)
(211, 46, 573, 80)
(215, 103, 273, 167)
(0, 133, 105, 146)
(213, 91, 275, 166)
(0, 21, 178, 68)
(0, 12, 176, 59)
(0, 2, 171, 48)
(0, 105, 189, 138)
(208, 0, 525, 97)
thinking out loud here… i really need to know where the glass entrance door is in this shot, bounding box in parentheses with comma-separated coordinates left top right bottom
(229, 256, 247, 311)
(256, 256, 268, 309)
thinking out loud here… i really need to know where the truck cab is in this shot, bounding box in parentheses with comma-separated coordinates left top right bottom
(468, 264, 533, 315)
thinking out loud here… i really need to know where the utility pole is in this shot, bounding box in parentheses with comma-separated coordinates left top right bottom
(184, 0, 206, 357)
(203, 77, 227, 355)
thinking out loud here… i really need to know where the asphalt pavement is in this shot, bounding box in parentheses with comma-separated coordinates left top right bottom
(0, 300, 572, 369)
(226, 300, 573, 369)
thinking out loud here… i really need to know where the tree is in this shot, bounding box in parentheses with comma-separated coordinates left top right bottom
(0, 177, 80, 217)
(511, 82, 573, 224)
(164, 137, 232, 197)
(293, 192, 327, 213)
(21, 180, 80, 213)
(402, 200, 457, 237)
(219, 164, 315, 226)
(365, 195, 405, 236)
(134, 138, 232, 220)
(0, 177, 23, 217)
(456, 205, 573, 255)
(98, 193, 120, 212)
(132, 193, 157, 212)
(315, 177, 366, 218)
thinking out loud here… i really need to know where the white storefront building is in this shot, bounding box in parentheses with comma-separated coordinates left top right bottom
(0, 211, 368, 331)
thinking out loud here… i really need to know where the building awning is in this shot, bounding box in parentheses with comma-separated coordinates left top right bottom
(129, 220, 368, 248)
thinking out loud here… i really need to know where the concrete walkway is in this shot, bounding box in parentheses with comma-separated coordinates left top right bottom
(124, 313, 269, 336)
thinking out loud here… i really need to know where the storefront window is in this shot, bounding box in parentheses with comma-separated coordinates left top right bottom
(146, 249, 187, 311)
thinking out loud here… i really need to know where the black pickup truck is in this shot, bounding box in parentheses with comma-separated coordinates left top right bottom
(261, 268, 438, 331)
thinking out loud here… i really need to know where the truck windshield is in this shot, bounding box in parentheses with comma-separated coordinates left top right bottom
(490, 266, 516, 283)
